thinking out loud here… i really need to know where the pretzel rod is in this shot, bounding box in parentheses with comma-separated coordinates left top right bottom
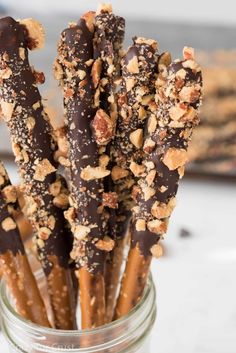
(56, 13, 117, 328)
(92, 3, 126, 322)
(0, 160, 50, 326)
(0, 17, 76, 329)
(115, 47, 202, 318)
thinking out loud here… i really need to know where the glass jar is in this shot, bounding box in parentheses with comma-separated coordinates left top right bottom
(0, 270, 156, 353)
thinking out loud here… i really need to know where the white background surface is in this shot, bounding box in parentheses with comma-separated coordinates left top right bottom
(0, 177, 236, 352)
(1, 0, 236, 25)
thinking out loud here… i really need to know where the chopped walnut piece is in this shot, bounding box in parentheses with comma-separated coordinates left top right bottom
(147, 219, 167, 235)
(130, 161, 145, 177)
(58, 156, 71, 167)
(38, 227, 51, 240)
(32, 101, 40, 110)
(91, 109, 114, 145)
(143, 138, 155, 153)
(81, 165, 110, 181)
(96, 236, 114, 252)
(136, 219, 146, 231)
(1, 217, 16, 231)
(142, 185, 155, 201)
(99, 154, 109, 168)
(111, 166, 129, 181)
(91, 58, 102, 88)
(0, 101, 15, 122)
(126, 77, 136, 91)
(162, 148, 188, 170)
(151, 198, 176, 219)
(64, 207, 76, 225)
(2, 185, 17, 203)
(53, 193, 69, 209)
(138, 106, 146, 120)
(77, 69, 86, 80)
(126, 56, 139, 74)
(179, 86, 200, 104)
(147, 115, 157, 134)
(74, 224, 91, 240)
(135, 37, 158, 50)
(19, 18, 45, 50)
(33, 159, 56, 181)
(26, 116, 36, 131)
(48, 215, 56, 230)
(151, 243, 163, 258)
(129, 129, 143, 149)
(169, 103, 186, 121)
(102, 192, 118, 209)
(146, 169, 156, 186)
(81, 11, 95, 32)
(0, 66, 12, 79)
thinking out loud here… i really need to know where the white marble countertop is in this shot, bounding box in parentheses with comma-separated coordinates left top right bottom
(1, 178, 236, 352)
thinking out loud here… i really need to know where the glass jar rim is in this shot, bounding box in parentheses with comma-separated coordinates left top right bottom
(0, 269, 156, 338)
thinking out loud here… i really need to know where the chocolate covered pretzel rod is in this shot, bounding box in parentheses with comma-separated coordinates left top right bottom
(115, 47, 202, 318)
(0, 17, 76, 329)
(56, 12, 114, 328)
(0, 160, 50, 326)
(92, 4, 125, 322)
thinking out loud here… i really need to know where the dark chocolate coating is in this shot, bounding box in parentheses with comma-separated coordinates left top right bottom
(110, 39, 159, 239)
(0, 17, 71, 275)
(93, 10, 126, 241)
(58, 18, 108, 274)
(131, 59, 202, 256)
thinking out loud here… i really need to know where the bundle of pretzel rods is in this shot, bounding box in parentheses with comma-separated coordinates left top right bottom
(0, 3, 202, 329)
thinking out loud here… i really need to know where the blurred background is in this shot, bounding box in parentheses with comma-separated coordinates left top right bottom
(0, 1, 236, 352)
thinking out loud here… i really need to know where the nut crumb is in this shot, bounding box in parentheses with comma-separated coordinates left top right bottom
(1, 217, 16, 231)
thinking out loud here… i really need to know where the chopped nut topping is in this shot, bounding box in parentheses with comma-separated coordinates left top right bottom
(91, 109, 114, 145)
(147, 219, 167, 234)
(95, 236, 114, 252)
(74, 224, 91, 240)
(162, 148, 188, 170)
(126, 77, 136, 91)
(80, 165, 110, 181)
(143, 138, 155, 153)
(135, 37, 158, 50)
(0, 66, 12, 79)
(129, 129, 143, 149)
(130, 161, 145, 177)
(48, 215, 56, 230)
(58, 156, 71, 167)
(136, 219, 146, 231)
(32, 101, 40, 110)
(33, 159, 56, 181)
(151, 243, 163, 258)
(179, 86, 200, 103)
(141, 185, 155, 201)
(19, 47, 26, 60)
(96, 3, 112, 15)
(99, 154, 109, 168)
(0, 101, 15, 122)
(77, 69, 86, 80)
(2, 185, 17, 203)
(26, 116, 36, 130)
(126, 56, 139, 74)
(91, 58, 102, 88)
(81, 11, 95, 32)
(102, 192, 118, 209)
(19, 18, 45, 50)
(169, 103, 186, 121)
(138, 106, 146, 120)
(111, 166, 129, 181)
(147, 115, 157, 134)
(146, 169, 156, 186)
(151, 198, 176, 219)
(1, 217, 16, 231)
(38, 227, 51, 240)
